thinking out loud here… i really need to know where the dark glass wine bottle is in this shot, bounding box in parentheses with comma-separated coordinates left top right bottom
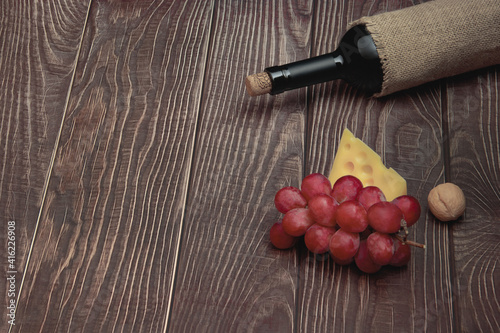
(246, 25, 383, 96)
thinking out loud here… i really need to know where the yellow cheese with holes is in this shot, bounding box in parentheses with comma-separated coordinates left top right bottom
(328, 129, 407, 201)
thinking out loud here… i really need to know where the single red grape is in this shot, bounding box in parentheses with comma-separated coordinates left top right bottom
(274, 186, 308, 214)
(308, 194, 338, 227)
(392, 195, 421, 227)
(329, 228, 360, 261)
(281, 207, 315, 237)
(300, 173, 332, 201)
(336, 200, 369, 233)
(331, 175, 363, 203)
(356, 186, 386, 210)
(270, 221, 298, 249)
(355, 240, 382, 274)
(390, 237, 412, 267)
(304, 224, 336, 254)
(367, 232, 394, 265)
(367, 201, 403, 234)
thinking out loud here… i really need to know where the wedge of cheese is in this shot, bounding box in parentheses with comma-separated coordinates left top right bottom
(328, 129, 406, 201)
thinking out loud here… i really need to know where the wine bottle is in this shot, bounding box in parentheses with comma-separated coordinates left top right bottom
(245, 0, 500, 98)
(245, 25, 383, 96)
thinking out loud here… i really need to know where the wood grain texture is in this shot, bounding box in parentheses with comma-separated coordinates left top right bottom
(168, 0, 313, 331)
(2, 0, 500, 332)
(446, 66, 500, 332)
(11, 0, 213, 331)
(300, 1, 455, 332)
(0, 0, 90, 329)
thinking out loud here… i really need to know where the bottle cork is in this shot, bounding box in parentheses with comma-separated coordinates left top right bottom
(245, 72, 272, 96)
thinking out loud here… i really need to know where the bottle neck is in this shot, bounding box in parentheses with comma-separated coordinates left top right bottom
(265, 51, 344, 95)
(264, 25, 383, 95)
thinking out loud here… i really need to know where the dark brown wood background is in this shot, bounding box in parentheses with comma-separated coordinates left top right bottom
(1, 0, 499, 332)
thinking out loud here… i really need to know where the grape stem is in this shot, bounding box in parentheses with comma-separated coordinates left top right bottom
(394, 234, 426, 249)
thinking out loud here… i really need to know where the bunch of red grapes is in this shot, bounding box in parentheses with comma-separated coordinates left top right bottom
(269, 173, 422, 273)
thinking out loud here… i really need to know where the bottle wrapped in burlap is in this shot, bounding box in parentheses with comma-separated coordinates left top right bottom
(349, 0, 500, 97)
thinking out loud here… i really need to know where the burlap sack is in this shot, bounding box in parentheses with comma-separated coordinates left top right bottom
(349, 0, 500, 97)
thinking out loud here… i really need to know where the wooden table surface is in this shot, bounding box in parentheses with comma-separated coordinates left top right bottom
(1, 0, 499, 332)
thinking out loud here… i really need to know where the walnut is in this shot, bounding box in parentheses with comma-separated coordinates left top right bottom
(427, 183, 466, 221)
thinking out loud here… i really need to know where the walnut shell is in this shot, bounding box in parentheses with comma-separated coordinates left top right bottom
(427, 183, 466, 221)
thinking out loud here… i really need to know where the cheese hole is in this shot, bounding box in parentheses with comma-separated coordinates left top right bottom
(359, 151, 367, 160)
(345, 162, 355, 172)
(345, 143, 351, 150)
(365, 178, 374, 186)
(362, 165, 373, 175)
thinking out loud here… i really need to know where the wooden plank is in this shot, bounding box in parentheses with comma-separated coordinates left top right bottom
(0, 0, 91, 329)
(12, 1, 213, 331)
(446, 66, 500, 332)
(299, 1, 455, 332)
(168, 0, 314, 331)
